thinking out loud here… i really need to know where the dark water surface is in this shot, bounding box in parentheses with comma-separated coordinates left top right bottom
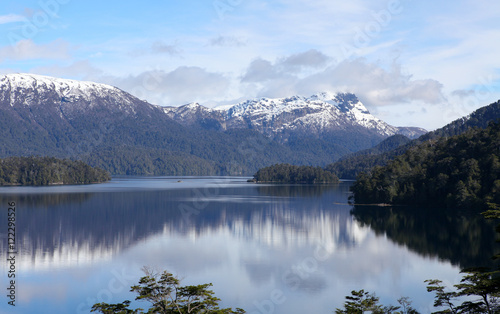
(0, 177, 496, 314)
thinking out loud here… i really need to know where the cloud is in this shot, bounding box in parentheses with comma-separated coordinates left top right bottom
(31, 60, 103, 80)
(209, 35, 246, 47)
(451, 89, 476, 99)
(241, 58, 282, 83)
(241, 54, 444, 107)
(28, 60, 230, 106)
(0, 14, 25, 24)
(242, 49, 331, 82)
(106, 66, 230, 106)
(128, 41, 182, 58)
(305, 58, 444, 106)
(0, 39, 70, 62)
(151, 41, 181, 56)
(278, 49, 332, 73)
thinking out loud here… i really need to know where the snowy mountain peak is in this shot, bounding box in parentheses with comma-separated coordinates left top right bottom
(0, 73, 139, 112)
(165, 92, 426, 139)
(0, 73, 118, 96)
(221, 92, 392, 135)
(226, 93, 368, 118)
(310, 91, 342, 102)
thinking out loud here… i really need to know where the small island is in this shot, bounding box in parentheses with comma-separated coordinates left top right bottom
(250, 163, 339, 184)
(0, 156, 111, 186)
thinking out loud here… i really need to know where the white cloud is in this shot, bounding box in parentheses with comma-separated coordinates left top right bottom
(151, 41, 181, 56)
(241, 54, 444, 107)
(241, 58, 281, 83)
(0, 39, 70, 62)
(0, 14, 25, 24)
(104, 67, 231, 106)
(29, 61, 230, 106)
(209, 35, 246, 47)
(278, 49, 332, 73)
(32, 60, 103, 80)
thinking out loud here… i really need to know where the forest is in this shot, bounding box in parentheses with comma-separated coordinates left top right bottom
(350, 122, 500, 208)
(252, 163, 339, 183)
(0, 156, 110, 186)
(328, 100, 500, 179)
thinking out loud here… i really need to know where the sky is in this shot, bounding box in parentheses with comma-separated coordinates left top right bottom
(1, 0, 500, 130)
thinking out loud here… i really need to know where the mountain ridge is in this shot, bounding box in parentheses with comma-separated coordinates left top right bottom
(163, 92, 426, 140)
(0, 73, 426, 175)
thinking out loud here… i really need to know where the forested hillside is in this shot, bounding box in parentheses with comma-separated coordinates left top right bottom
(351, 122, 500, 208)
(0, 156, 110, 186)
(326, 134, 410, 179)
(328, 100, 500, 179)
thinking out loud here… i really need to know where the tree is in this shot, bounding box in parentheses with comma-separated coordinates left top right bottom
(424, 279, 458, 313)
(454, 269, 500, 314)
(397, 297, 419, 314)
(91, 267, 245, 314)
(91, 300, 141, 314)
(334, 290, 402, 314)
(426, 270, 500, 314)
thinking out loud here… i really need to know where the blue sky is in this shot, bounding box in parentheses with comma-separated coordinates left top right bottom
(1, 0, 500, 130)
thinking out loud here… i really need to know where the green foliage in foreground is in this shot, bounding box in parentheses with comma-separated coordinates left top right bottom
(91, 267, 245, 314)
(425, 268, 500, 314)
(252, 163, 339, 183)
(0, 156, 110, 186)
(351, 122, 500, 208)
(335, 290, 418, 314)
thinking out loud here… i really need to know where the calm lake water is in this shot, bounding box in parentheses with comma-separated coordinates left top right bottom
(0, 177, 497, 314)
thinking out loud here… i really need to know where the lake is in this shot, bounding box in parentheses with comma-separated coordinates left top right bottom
(0, 176, 496, 314)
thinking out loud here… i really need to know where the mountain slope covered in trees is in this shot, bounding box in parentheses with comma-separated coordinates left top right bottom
(350, 122, 500, 208)
(328, 100, 500, 179)
(326, 134, 411, 179)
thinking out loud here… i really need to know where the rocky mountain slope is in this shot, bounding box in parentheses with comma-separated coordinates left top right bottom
(163, 92, 426, 140)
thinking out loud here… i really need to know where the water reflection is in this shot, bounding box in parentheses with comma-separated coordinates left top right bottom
(351, 205, 499, 270)
(0, 182, 358, 270)
(255, 183, 347, 198)
(0, 178, 484, 314)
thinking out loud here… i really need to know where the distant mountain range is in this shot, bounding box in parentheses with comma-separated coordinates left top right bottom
(0, 73, 426, 175)
(163, 92, 425, 139)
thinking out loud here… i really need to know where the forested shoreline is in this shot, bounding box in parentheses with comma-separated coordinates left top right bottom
(350, 122, 500, 208)
(0, 156, 111, 186)
(251, 163, 339, 183)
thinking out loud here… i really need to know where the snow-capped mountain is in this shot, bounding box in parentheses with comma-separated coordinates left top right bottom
(163, 92, 426, 139)
(0, 73, 151, 116)
(0, 73, 427, 175)
(0, 73, 182, 159)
